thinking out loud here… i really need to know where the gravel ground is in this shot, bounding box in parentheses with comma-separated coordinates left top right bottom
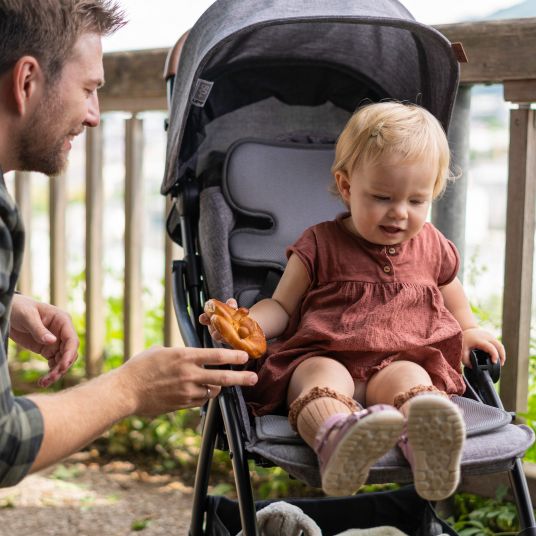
(0, 453, 196, 536)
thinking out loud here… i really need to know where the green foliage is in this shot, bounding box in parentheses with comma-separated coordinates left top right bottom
(131, 517, 152, 531)
(447, 488, 519, 535)
(96, 410, 203, 473)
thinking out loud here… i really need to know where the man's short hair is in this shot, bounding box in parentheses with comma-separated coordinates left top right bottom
(0, 0, 126, 82)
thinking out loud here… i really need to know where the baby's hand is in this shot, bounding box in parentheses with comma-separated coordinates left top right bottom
(201, 298, 267, 359)
(199, 298, 238, 343)
(461, 327, 506, 368)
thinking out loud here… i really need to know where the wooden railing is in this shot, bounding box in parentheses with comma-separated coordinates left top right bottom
(435, 18, 536, 415)
(11, 19, 536, 416)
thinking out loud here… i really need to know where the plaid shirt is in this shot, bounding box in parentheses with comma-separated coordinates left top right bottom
(0, 169, 43, 487)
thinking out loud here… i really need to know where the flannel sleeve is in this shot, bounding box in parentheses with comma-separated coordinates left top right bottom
(0, 172, 44, 486)
(0, 345, 43, 487)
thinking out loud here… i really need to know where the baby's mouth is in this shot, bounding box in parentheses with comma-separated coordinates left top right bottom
(380, 225, 404, 234)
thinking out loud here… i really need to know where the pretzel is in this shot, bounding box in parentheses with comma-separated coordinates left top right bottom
(204, 299, 267, 359)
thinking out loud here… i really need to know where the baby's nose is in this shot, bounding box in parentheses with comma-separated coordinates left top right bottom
(389, 203, 408, 219)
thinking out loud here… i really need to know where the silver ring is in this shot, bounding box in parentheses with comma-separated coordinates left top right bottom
(206, 386, 211, 399)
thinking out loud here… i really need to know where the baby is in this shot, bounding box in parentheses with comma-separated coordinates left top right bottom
(201, 102, 505, 500)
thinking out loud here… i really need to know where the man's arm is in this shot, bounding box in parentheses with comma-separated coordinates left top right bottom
(26, 346, 257, 473)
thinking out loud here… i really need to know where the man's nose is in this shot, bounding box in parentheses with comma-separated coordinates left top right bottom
(84, 92, 100, 127)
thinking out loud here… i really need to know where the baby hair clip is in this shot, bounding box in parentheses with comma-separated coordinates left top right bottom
(370, 121, 384, 137)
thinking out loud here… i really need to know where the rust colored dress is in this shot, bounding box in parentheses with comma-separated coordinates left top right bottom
(244, 214, 466, 416)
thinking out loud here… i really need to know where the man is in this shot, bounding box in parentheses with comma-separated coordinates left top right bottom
(0, 0, 257, 487)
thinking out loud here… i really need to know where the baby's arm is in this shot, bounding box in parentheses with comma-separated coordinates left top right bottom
(199, 254, 310, 344)
(440, 278, 506, 367)
(249, 254, 311, 339)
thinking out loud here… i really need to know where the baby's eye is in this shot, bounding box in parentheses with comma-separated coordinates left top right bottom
(373, 195, 390, 201)
(410, 199, 425, 205)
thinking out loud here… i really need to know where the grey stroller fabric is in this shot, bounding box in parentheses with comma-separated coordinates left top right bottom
(162, 0, 459, 194)
(224, 140, 343, 271)
(195, 99, 350, 179)
(199, 140, 343, 304)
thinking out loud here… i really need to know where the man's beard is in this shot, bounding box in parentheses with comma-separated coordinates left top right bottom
(17, 91, 70, 176)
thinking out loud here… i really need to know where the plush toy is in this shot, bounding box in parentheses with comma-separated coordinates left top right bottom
(234, 501, 422, 536)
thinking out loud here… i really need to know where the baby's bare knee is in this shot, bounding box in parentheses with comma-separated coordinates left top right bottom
(388, 360, 431, 380)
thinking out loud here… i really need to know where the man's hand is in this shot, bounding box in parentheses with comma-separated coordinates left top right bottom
(119, 346, 258, 416)
(9, 294, 79, 387)
(461, 327, 506, 368)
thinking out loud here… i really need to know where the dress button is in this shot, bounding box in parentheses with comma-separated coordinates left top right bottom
(383, 265, 391, 273)
(388, 247, 396, 255)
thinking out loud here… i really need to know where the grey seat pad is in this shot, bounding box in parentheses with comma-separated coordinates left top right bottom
(224, 140, 344, 270)
(255, 396, 512, 443)
(246, 396, 533, 488)
(247, 423, 534, 488)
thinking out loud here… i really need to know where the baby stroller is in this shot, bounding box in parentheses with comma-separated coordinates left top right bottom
(161, 1, 536, 534)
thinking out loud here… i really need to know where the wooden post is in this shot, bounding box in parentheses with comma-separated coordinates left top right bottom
(164, 195, 183, 348)
(124, 115, 144, 360)
(14, 172, 32, 296)
(500, 104, 536, 413)
(49, 172, 67, 308)
(85, 125, 105, 378)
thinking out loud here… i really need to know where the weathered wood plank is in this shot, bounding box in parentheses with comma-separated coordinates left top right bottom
(504, 79, 536, 103)
(124, 116, 144, 360)
(435, 18, 536, 84)
(85, 125, 105, 378)
(49, 173, 67, 308)
(501, 107, 536, 413)
(101, 48, 168, 103)
(14, 172, 32, 295)
(99, 96, 167, 113)
(164, 195, 183, 348)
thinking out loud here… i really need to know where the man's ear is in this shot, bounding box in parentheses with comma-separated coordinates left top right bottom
(334, 170, 351, 203)
(11, 56, 44, 116)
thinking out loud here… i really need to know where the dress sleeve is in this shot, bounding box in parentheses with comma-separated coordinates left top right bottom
(436, 231, 461, 286)
(286, 226, 318, 282)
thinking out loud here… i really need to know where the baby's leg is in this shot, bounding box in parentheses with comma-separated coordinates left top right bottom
(287, 356, 357, 447)
(366, 360, 465, 501)
(287, 357, 403, 496)
(365, 360, 434, 413)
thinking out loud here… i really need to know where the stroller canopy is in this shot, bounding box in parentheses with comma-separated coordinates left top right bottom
(162, 0, 460, 195)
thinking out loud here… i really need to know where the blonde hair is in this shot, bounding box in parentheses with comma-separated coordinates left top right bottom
(332, 102, 453, 199)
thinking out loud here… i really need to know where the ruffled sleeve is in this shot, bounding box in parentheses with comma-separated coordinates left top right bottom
(286, 226, 318, 282)
(436, 231, 460, 286)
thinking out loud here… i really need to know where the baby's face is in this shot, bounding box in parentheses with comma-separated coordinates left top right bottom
(335, 155, 435, 245)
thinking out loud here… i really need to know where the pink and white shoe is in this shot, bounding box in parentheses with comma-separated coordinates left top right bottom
(399, 394, 465, 501)
(315, 405, 404, 496)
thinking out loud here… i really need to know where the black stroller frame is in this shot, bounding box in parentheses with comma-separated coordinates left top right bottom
(161, 1, 536, 534)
